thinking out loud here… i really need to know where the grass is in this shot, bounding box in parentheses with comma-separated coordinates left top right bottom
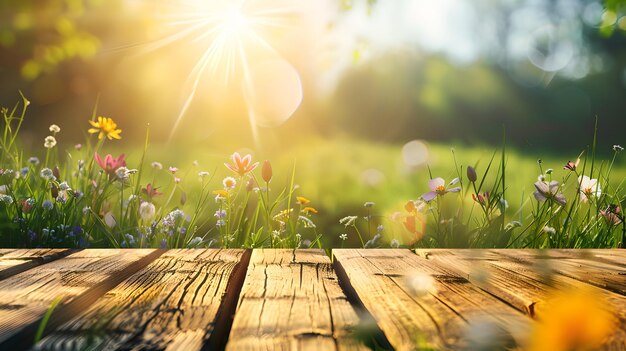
(1, 96, 625, 248)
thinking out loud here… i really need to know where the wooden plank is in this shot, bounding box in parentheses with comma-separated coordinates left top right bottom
(334, 249, 530, 351)
(0, 249, 161, 350)
(416, 249, 626, 350)
(0, 249, 76, 280)
(492, 249, 626, 295)
(34, 249, 249, 351)
(547, 249, 626, 267)
(226, 249, 367, 351)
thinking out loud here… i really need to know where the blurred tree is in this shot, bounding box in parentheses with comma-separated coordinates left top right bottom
(0, 0, 106, 80)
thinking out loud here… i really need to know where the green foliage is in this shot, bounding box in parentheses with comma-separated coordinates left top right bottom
(0, 97, 320, 249)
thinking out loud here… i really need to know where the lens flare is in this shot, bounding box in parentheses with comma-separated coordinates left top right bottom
(243, 59, 303, 128)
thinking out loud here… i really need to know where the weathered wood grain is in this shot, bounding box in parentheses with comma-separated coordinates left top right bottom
(416, 249, 626, 350)
(541, 249, 626, 267)
(0, 249, 160, 350)
(334, 249, 530, 351)
(33, 249, 248, 351)
(0, 249, 76, 280)
(493, 249, 626, 295)
(226, 249, 367, 351)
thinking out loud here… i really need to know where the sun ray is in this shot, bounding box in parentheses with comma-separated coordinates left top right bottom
(125, 0, 300, 143)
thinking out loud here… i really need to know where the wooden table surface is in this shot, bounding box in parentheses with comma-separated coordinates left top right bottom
(0, 248, 623, 350)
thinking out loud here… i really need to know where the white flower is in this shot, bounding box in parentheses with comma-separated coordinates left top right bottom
(339, 233, 348, 241)
(138, 202, 156, 221)
(49, 124, 61, 133)
(0, 194, 13, 204)
(613, 145, 624, 152)
(151, 162, 163, 170)
(0, 185, 6, 194)
(578, 175, 601, 203)
(223, 177, 237, 190)
(198, 171, 210, 178)
(390, 239, 400, 248)
(44, 136, 57, 149)
(339, 216, 358, 227)
(298, 216, 316, 228)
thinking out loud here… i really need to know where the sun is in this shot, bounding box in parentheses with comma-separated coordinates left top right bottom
(135, 0, 302, 143)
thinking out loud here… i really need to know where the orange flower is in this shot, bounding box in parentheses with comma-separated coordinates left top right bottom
(296, 196, 310, 205)
(530, 290, 616, 351)
(88, 116, 122, 140)
(224, 152, 258, 177)
(302, 207, 318, 214)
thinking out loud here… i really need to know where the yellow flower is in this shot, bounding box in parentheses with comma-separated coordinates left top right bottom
(302, 207, 318, 214)
(530, 289, 616, 351)
(88, 116, 122, 140)
(296, 196, 310, 205)
(213, 190, 229, 198)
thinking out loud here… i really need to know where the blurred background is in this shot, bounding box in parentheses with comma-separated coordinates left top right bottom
(1, 0, 625, 242)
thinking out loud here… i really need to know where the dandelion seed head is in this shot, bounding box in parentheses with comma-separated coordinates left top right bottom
(43, 136, 57, 149)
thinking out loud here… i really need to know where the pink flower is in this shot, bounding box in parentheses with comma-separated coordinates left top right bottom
(564, 158, 580, 171)
(94, 152, 126, 177)
(601, 206, 622, 225)
(142, 183, 162, 199)
(169, 166, 178, 174)
(421, 177, 461, 202)
(224, 152, 259, 177)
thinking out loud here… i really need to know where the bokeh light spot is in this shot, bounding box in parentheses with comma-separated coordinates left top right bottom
(402, 140, 429, 167)
(243, 59, 303, 127)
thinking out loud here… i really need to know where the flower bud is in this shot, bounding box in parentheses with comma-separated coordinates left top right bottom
(262, 160, 272, 183)
(467, 166, 477, 183)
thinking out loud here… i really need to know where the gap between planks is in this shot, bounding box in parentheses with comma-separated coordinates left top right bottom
(31, 249, 252, 351)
